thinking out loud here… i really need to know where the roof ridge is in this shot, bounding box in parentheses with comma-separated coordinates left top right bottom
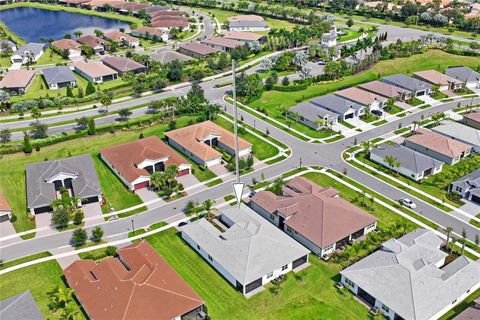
(144, 283, 204, 304)
(407, 267, 417, 320)
(122, 279, 137, 320)
(242, 235, 254, 283)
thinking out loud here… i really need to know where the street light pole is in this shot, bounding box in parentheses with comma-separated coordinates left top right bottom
(131, 219, 135, 232)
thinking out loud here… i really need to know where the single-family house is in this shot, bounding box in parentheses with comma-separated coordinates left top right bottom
(101, 56, 146, 75)
(452, 298, 480, 320)
(201, 36, 245, 52)
(165, 120, 252, 167)
(72, 60, 118, 83)
(0, 70, 36, 94)
(103, 30, 140, 47)
(288, 101, 338, 130)
(309, 94, 365, 120)
(250, 177, 377, 257)
(77, 35, 106, 54)
(431, 120, 480, 153)
(151, 17, 189, 31)
(335, 87, 387, 111)
(51, 38, 82, 59)
(10, 43, 45, 64)
(370, 143, 443, 181)
(321, 32, 337, 48)
(0, 291, 44, 320)
(26, 155, 102, 215)
(0, 39, 16, 53)
(100, 136, 192, 191)
(64, 241, 207, 320)
(110, 1, 150, 14)
(220, 31, 265, 43)
(450, 168, 480, 204)
(130, 26, 169, 42)
(413, 69, 463, 91)
(358, 80, 411, 101)
(0, 192, 12, 223)
(148, 9, 185, 19)
(149, 50, 192, 64)
(341, 229, 480, 320)
(178, 42, 220, 58)
(180, 206, 310, 296)
(382, 74, 432, 96)
(445, 66, 480, 89)
(463, 110, 480, 130)
(227, 15, 268, 32)
(42, 66, 77, 90)
(404, 128, 472, 165)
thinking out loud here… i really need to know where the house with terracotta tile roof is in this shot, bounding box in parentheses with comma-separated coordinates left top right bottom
(100, 136, 192, 190)
(51, 39, 82, 59)
(0, 192, 12, 222)
(165, 120, 252, 167)
(335, 87, 387, 111)
(151, 17, 189, 31)
(0, 70, 36, 94)
(101, 56, 146, 75)
(201, 36, 245, 52)
(64, 240, 207, 320)
(103, 30, 140, 47)
(463, 110, 480, 130)
(220, 31, 265, 43)
(130, 26, 169, 42)
(404, 128, 472, 165)
(413, 70, 463, 91)
(358, 80, 411, 101)
(77, 35, 106, 54)
(72, 60, 118, 83)
(178, 42, 220, 58)
(431, 120, 480, 153)
(148, 9, 185, 19)
(250, 177, 377, 257)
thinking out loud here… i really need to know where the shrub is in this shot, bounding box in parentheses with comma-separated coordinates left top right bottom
(71, 228, 87, 246)
(9, 214, 17, 222)
(91, 226, 104, 242)
(23, 133, 32, 154)
(73, 211, 84, 225)
(106, 246, 117, 256)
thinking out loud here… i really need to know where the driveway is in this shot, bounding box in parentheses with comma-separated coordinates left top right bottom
(82, 202, 104, 227)
(459, 201, 480, 217)
(35, 212, 56, 237)
(209, 164, 231, 179)
(50, 247, 79, 270)
(0, 221, 21, 246)
(136, 188, 165, 210)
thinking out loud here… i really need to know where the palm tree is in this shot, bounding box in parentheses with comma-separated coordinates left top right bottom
(164, 165, 179, 188)
(461, 228, 467, 255)
(431, 112, 445, 127)
(150, 171, 166, 191)
(445, 226, 453, 251)
(47, 286, 74, 312)
(268, 178, 286, 196)
(361, 140, 373, 162)
(74, 30, 83, 39)
(202, 199, 216, 218)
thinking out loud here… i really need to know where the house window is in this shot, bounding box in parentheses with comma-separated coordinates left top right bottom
(197, 244, 201, 250)
(455, 186, 462, 193)
(281, 264, 288, 271)
(208, 255, 213, 262)
(267, 272, 273, 278)
(345, 278, 354, 287)
(286, 226, 292, 233)
(269, 214, 275, 220)
(381, 304, 390, 313)
(323, 244, 334, 252)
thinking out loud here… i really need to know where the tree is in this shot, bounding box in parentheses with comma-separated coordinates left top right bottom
(94, 29, 104, 37)
(87, 118, 96, 135)
(47, 286, 75, 314)
(66, 85, 74, 97)
(282, 76, 290, 86)
(75, 116, 88, 130)
(168, 119, 176, 131)
(361, 140, 373, 161)
(71, 228, 87, 246)
(100, 93, 112, 112)
(31, 107, 41, 123)
(265, 75, 276, 90)
(30, 122, 48, 139)
(74, 30, 83, 38)
(431, 112, 445, 127)
(86, 82, 96, 95)
(192, 69, 205, 81)
(267, 178, 286, 196)
(167, 60, 183, 81)
(23, 132, 32, 153)
(0, 128, 11, 143)
(385, 155, 400, 173)
(118, 108, 132, 120)
(202, 199, 216, 218)
(461, 228, 467, 255)
(91, 226, 104, 242)
(80, 44, 95, 58)
(324, 61, 345, 80)
(347, 18, 354, 28)
(445, 226, 453, 251)
(73, 211, 84, 225)
(184, 200, 197, 214)
(52, 205, 70, 228)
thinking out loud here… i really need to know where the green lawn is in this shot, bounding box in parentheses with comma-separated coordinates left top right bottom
(35, 47, 68, 66)
(338, 29, 361, 42)
(0, 252, 51, 271)
(0, 54, 12, 68)
(385, 104, 404, 115)
(431, 91, 448, 100)
(0, 260, 85, 319)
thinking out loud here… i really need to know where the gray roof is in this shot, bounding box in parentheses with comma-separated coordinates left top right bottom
(289, 101, 338, 123)
(371, 143, 443, 174)
(451, 168, 480, 193)
(149, 50, 192, 64)
(382, 74, 432, 92)
(181, 206, 309, 285)
(310, 94, 363, 115)
(0, 39, 15, 48)
(16, 42, 45, 57)
(42, 66, 76, 86)
(322, 32, 337, 41)
(445, 66, 480, 83)
(229, 20, 267, 28)
(0, 291, 43, 320)
(26, 155, 102, 209)
(341, 229, 480, 320)
(431, 120, 480, 147)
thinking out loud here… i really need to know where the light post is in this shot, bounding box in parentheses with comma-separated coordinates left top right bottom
(131, 219, 135, 232)
(253, 119, 256, 130)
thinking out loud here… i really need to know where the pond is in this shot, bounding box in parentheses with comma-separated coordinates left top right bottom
(0, 7, 130, 43)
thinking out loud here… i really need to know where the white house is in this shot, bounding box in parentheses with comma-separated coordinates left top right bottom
(10, 43, 45, 64)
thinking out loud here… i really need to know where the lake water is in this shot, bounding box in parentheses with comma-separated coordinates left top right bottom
(0, 7, 130, 42)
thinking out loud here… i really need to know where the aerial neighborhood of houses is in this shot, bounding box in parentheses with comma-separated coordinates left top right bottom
(1, 0, 480, 320)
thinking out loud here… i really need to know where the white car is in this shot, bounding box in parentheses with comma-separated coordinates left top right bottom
(400, 198, 416, 209)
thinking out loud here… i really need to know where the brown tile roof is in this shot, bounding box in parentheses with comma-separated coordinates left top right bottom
(77, 35, 105, 49)
(103, 30, 138, 43)
(201, 36, 245, 49)
(413, 70, 463, 86)
(63, 0, 91, 4)
(101, 56, 145, 73)
(465, 12, 480, 19)
(151, 18, 189, 29)
(221, 31, 264, 41)
(72, 60, 117, 78)
(227, 14, 265, 22)
(464, 110, 480, 123)
(165, 120, 252, 162)
(131, 26, 166, 37)
(0, 192, 11, 212)
(85, 0, 124, 7)
(0, 70, 35, 89)
(52, 39, 81, 51)
(148, 10, 185, 19)
(406, 128, 472, 158)
(100, 136, 190, 183)
(110, 1, 149, 11)
(64, 240, 204, 320)
(336, 87, 387, 106)
(358, 80, 410, 98)
(179, 42, 219, 56)
(251, 177, 377, 248)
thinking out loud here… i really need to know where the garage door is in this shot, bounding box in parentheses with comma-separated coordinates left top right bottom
(344, 113, 354, 119)
(472, 195, 480, 204)
(134, 181, 150, 190)
(416, 91, 425, 96)
(0, 214, 10, 222)
(178, 169, 190, 176)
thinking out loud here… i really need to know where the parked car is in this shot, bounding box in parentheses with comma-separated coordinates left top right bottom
(249, 191, 257, 198)
(372, 109, 383, 116)
(321, 254, 330, 261)
(399, 198, 416, 209)
(178, 221, 188, 227)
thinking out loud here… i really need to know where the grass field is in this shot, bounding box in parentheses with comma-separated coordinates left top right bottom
(338, 29, 362, 42)
(35, 47, 68, 66)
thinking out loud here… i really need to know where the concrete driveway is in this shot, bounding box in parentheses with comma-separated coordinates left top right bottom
(0, 221, 21, 245)
(82, 202, 104, 227)
(35, 212, 56, 237)
(178, 174, 204, 195)
(209, 164, 231, 179)
(459, 201, 480, 217)
(136, 188, 165, 210)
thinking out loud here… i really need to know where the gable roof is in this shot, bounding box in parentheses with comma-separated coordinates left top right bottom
(42, 66, 76, 86)
(341, 229, 480, 320)
(358, 80, 410, 98)
(201, 36, 245, 49)
(76, 35, 105, 49)
(405, 128, 472, 158)
(382, 74, 432, 92)
(101, 136, 191, 183)
(180, 206, 310, 284)
(101, 55, 145, 72)
(445, 66, 480, 83)
(151, 18, 189, 29)
(149, 50, 192, 64)
(0, 70, 36, 89)
(16, 43, 45, 57)
(72, 60, 117, 78)
(289, 101, 337, 123)
(229, 20, 268, 28)
(431, 120, 480, 147)
(335, 87, 387, 106)
(413, 69, 463, 86)
(131, 26, 167, 37)
(164, 121, 252, 162)
(64, 241, 204, 320)
(0, 291, 43, 320)
(51, 38, 81, 51)
(26, 155, 102, 209)
(371, 143, 443, 173)
(251, 177, 377, 248)
(179, 42, 219, 56)
(310, 94, 363, 115)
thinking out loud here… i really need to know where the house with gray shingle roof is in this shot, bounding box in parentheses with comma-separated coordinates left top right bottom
(382, 74, 432, 97)
(451, 168, 480, 204)
(445, 66, 480, 89)
(0, 290, 43, 320)
(26, 155, 102, 215)
(310, 94, 365, 120)
(288, 101, 338, 130)
(42, 66, 77, 90)
(370, 143, 443, 181)
(431, 120, 480, 153)
(180, 206, 310, 296)
(10, 43, 45, 64)
(341, 229, 480, 320)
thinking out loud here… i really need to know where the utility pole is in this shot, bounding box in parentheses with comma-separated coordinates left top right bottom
(232, 59, 244, 207)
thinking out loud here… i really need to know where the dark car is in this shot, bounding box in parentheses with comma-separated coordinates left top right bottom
(372, 109, 383, 116)
(178, 221, 188, 227)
